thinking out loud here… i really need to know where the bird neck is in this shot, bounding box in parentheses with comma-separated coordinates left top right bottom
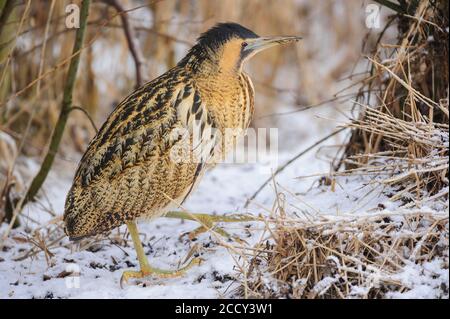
(179, 44, 243, 77)
(179, 49, 244, 102)
(194, 68, 252, 134)
(178, 47, 250, 130)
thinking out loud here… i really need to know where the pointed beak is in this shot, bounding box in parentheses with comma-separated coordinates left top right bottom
(243, 36, 302, 54)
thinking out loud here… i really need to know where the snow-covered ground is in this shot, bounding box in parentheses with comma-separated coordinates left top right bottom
(0, 162, 385, 298)
(0, 141, 335, 298)
(1, 103, 448, 298)
(2, 167, 447, 298)
(0, 100, 333, 298)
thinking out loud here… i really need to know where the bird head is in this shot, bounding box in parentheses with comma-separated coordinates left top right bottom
(180, 22, 301, 74)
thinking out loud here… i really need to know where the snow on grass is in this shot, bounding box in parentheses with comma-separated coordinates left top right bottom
(0, 103, 447, 299)
(1, 156, 447, 298)
(386, 259, 449, 299)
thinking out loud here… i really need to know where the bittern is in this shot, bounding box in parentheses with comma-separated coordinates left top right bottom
(64, 22, 301, 285)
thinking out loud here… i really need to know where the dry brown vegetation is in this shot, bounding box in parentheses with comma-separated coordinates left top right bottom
(341, 0, 448, 207)
(239, 0, 449, 299)
(240, 209, 448, 298)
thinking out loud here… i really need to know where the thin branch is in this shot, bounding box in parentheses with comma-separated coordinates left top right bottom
(69, 105, 98, 133)
(373, 0, 407, 14)
(244, 128, 346, 208)
(102, 0, 146, 88)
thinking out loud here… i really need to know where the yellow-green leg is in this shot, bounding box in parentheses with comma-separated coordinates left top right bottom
(120, 221, 202, 287)
(164, 211, 255, 242)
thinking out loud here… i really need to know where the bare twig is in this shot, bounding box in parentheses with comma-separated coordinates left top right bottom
(245, 128, 346, 207)
(69, 106, 98, 133)
(373, 0, 407, 14)
(102, 0, 146, 88)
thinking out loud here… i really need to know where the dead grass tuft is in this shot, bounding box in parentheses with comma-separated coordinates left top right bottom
(340, 0, 449, 208)
(240, 210, 448, 298)
(341, 105, 448, 208)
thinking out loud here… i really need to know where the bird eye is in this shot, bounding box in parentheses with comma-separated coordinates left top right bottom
(241, 42, 248, 48)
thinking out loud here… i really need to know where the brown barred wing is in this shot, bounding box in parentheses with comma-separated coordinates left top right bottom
(63, 78, 218, 239)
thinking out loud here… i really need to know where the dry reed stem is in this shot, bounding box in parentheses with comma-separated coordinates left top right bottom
(239, 207, 448, 298)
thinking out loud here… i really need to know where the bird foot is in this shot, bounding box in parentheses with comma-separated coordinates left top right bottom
(179, 225, 246, 244)
(120, 257, 203, 288)
(164, 211, 254, 243)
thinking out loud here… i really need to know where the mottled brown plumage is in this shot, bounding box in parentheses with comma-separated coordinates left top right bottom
(64, 23, 263, 239)
(63, 23, 300, 283)
(64, 23, 298, 281)
(64, 63, 254, 238)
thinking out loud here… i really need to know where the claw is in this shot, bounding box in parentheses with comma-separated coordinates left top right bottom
(120, 269, 149, 288)
(120, 257, 203, 288)
(179, 225, 209, 241)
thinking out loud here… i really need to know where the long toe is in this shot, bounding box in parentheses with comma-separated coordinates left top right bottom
(120, 270, 152, 288)
(120, 258, 203, 287)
